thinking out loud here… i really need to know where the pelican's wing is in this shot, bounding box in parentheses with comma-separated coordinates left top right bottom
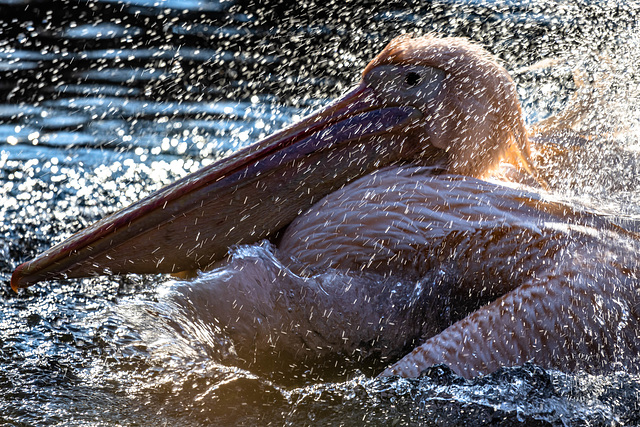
(382, 240, 640, 378)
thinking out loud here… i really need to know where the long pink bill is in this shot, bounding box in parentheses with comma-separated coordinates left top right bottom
(12, 84, 424, 290)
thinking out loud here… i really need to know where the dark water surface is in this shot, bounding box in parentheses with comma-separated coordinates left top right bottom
(2, 0, 640, 425)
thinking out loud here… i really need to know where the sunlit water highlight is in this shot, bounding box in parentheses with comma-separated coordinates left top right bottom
(2, 0, 640, 425)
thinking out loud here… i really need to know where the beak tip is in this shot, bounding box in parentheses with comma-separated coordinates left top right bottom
(11, 263, 28, 292)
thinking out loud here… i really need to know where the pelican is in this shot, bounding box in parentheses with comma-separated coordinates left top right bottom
(11, 35, 640, 379)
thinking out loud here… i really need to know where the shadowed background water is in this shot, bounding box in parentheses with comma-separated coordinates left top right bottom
(2, 0, 640, 425)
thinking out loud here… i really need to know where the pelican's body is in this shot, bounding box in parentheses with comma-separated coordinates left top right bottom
(282, 166, 640, 378)
(12, 36, 640, 379)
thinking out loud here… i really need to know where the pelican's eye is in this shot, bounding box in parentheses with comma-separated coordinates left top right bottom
(405, 71, 422, 87)
(365, 64, 445, 105)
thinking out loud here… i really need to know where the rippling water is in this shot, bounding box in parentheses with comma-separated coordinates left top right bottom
(2, 0, 640, 425)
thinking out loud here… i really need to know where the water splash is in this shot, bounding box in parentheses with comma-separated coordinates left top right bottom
(3, 0, 640, 425)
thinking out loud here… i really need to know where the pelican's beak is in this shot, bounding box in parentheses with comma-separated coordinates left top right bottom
(12, 83, 425, 290)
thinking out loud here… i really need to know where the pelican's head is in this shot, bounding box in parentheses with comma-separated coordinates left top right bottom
(359, 34, 533, 177)
(12, 36, 537, 289)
